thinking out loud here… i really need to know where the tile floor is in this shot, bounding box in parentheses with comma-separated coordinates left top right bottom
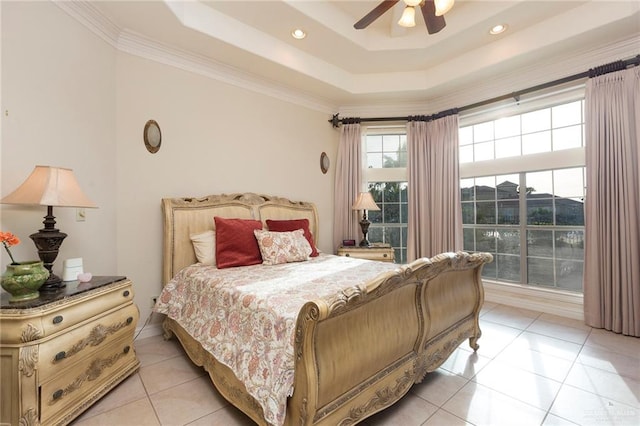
(72, 302, 639, 425)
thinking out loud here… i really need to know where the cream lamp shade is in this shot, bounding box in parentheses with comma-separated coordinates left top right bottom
(352, 192, 381, 212)
(1, 166, 96, 208)
(1, 166, 96, 291)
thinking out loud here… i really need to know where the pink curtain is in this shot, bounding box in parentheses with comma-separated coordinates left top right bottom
(333, 122, 362, 250)
(583, 66, 640, 336)
(406, 115, 463, 261)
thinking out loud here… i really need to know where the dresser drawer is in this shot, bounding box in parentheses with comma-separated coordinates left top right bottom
(337, 247, 395, 262)
(38, 302, 139, 381)
(40, 281, 134, 338)
(39, 334, 139, 425)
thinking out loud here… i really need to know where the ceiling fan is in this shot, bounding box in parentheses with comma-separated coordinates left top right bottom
(354, 0, 455, 35)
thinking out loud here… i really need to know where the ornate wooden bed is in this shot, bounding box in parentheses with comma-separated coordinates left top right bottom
(157, 193, 492, 426)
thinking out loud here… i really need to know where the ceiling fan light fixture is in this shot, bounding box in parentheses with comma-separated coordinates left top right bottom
(434, 0, 455, 16)
(403, 0, 422, 6)
(398, 6, 416, 28)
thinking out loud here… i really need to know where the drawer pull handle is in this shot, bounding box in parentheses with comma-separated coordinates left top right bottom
(52, 389, 63, 400)
(123, 290, 130, 297)
(345, 253, 350, 257)
(383, 253, 388, 257)
(126, 317, 133, 325)
(53, 315, 63, 324)
(54, 351, 66, 361)
(123, 345, 131, 354)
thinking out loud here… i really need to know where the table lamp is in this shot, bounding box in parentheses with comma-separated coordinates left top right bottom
(352, 192, 380, 247)
(1, 166, 97, 291)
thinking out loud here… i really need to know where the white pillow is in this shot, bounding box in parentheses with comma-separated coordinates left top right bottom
(190, 230, 216, 266)
(253, 229, 312, 265)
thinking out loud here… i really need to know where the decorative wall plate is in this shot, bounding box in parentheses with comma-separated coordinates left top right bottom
(320, 152, 330, 174)
(144, 120, 161, 153)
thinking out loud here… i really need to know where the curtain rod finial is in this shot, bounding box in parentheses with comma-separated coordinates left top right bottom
(329, 113, 341, 128)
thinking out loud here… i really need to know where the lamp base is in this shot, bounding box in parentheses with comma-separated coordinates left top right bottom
(359, 238, 371, 247)
(39, 274, 65, 292)
(359, 217, 372, 247)
(29, 206, 67, 292)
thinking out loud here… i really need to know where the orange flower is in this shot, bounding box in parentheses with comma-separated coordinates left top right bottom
(0, 231, 20, 264)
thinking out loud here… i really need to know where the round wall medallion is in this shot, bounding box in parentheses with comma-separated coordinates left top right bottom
(144, 120, 162, 153)
(320, 152, 330, 174)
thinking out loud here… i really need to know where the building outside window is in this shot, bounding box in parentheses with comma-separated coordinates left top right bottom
(460, 98, 586, 292)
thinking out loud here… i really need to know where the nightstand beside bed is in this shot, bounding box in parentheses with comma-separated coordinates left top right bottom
(0, 276, 140, 426)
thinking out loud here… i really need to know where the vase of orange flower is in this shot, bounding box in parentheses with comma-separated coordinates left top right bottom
(1, 231, 49, 302)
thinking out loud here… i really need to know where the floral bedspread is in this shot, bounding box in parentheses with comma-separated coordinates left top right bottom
(153, 254, 397, 426)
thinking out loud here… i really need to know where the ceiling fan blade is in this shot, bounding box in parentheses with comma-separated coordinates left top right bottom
(354, 0, 399, 30)
(420, 0, 446, 34)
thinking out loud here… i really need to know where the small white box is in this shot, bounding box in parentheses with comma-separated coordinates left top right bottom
(62, 258, 84, 281)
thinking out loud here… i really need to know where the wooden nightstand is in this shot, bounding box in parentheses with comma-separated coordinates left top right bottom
(0, 276, 140, 426)
(337, 244, 395, 263)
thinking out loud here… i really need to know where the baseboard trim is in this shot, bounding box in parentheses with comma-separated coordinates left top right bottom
(483, 280, 584, 321)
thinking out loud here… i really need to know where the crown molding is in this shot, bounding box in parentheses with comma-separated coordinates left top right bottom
(53, 0, 119, 48)
(53, 1, 337, 115)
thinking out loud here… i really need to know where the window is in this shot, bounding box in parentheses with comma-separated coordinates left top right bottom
(460, 98, 586, 292)
(364, 129, 408, 263)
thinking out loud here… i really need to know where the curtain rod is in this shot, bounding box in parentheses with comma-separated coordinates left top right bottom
(329, 54, 640, 128)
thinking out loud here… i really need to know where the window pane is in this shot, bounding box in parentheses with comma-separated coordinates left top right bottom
(528, 230, 553, 257)
(459, 126, 473, 146)
(553, 101, 582, 127)
(474, 141, 494, 161)
(496, 175, 519, 199)
(556, 198, 584, 225)
(476, 201, 496, 224)
(383, 135, 400, 152)
(522, 108, 551, 134)
(553, 125, 582, 150)
(367, 154, 383, 168)
(556, 260, 583, 291)
(383, 204, 399, 223)
(497, 255, 520, 282)
(387, 227, 400, 247)
(528, 257, 554, 285)
(498, 200, 519, 224)
(498, 229, 520, 254)
(495, 136, 521, 158)
(473, 122, 494, 142)
(463, 228, 475, 251)
(495, 115, 520, 139)
(528, 199, 553, 225)
(461, 178, 474, 201)
(553, 168, 584, 198)
(526, 171, 553, 197)
(367, 135, 382, 152)
(556, 230, 584, 260)
(460, 145, 473, 163)
(476, 228, 497, 252)
(522, 131, 551, 154)
(462, 203, 474, 224)
(475, 177, 496, 200)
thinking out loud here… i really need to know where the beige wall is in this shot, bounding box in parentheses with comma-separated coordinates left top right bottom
(1, 2, 339, 324)
(1, 1, 118, 276)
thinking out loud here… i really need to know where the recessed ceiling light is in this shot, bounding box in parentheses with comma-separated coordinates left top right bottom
(291, 29, 306, 40)
(489, 24, 507, 35)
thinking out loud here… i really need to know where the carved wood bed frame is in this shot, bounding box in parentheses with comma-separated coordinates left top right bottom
(160, 193, 492, 425)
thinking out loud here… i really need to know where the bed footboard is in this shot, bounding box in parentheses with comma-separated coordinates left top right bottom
(288, 251, 492, 425)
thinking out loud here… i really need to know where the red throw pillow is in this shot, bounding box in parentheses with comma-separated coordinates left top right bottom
(214, 217, 263, 268)
(266, 218, 319, 257)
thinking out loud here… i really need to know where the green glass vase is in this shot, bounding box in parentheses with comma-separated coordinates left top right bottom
(1, 261, 50, 302)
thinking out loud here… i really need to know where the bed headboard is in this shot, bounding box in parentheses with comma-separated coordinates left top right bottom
(161, 193, 319, 284)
